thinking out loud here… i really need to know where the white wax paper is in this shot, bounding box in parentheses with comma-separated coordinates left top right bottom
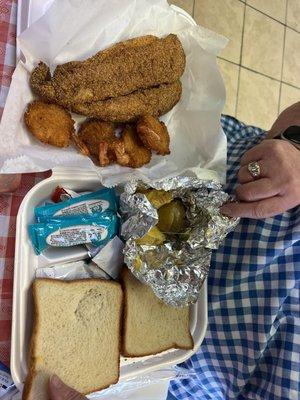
(0, 0, 228, 186)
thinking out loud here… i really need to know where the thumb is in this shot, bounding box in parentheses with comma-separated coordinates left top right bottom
(49, 375, 87, 400)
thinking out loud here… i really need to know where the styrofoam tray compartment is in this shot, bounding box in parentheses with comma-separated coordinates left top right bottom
(11, 168, 208, 392)
(12, 1, 207, 393)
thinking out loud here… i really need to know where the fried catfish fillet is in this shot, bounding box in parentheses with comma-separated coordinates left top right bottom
(113, 126, 151, 168)
(71, 81, 182, 123)
(137, 115, 170, 155)
(24, 101, 74, 147)
(30, 34, 185, 106)
(53, 35, 159, 80)
(77, 119, 117, 163)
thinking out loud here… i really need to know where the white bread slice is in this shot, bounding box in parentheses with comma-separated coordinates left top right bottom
(23, 278, 123, 400)
(121, 268, 194, 357)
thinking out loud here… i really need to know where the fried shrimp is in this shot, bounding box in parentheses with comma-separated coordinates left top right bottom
(71, 132, 90, 156)
(137, 114, 170, 155)
(114, 126, 151, 168)
(78, 119, 116, 157)
(76, 120, 151, 168)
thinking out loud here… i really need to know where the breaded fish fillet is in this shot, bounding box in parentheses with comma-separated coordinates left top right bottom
(30, 34, 185, 106)
(30, 36, 159, 105)
(53, 35, 159, 79)
(71, 81, 182, 123)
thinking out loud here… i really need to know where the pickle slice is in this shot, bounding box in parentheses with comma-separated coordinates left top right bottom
(144, 189, 173, 209)
(157, 199, 186, 233)
(133, 256, 143, 271)
(136, 226, 166, 245)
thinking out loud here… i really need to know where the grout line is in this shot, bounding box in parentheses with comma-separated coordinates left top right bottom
(278, 0, 289, 115)
(235, 1, 246, 117)
(235, 65, 242, 118)
(239, 0, 300, 35)
(218, 55, 300, 90)
(218, 56, 240, 67)
(277, 89, 283, 117)
(219, 57, 278, 82)
(286, 25, 300, 35)
(240, 66, 281, 83)
(192, 0, 195, 18)
(239, 2, 247, 65)
(281, 81, 300, 91)
(245, 3, 286, 26)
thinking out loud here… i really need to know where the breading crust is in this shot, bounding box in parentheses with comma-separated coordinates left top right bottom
(30, 34, 185, 106)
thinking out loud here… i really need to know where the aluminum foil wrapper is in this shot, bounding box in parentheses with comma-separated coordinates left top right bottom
(120, 176, 239, 306)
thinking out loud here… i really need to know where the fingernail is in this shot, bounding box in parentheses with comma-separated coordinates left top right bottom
(51, 375, 63, 388)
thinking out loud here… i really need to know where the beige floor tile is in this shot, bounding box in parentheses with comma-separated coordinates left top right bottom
(194, 0, 244, 63)
(279, 84, 300, 112)
(242, 7, 284, 80)
(282, 28, 300, 87)
(237, 68, 280, 130)
(168, 0, 194, 16)
(217, 58, 239, 116)
(247, 0, 286, 23)
(287, 0, 300, 31)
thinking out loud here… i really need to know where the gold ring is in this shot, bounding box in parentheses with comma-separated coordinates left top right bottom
(248, 161, 261, 179)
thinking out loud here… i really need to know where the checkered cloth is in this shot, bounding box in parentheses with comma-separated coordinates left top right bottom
(0, 172, 50, 365)
(1, 3, 300, 400)
(0, 0, 17, 121)
(168, 117, 300, 400)
(0, 0, 50, 366)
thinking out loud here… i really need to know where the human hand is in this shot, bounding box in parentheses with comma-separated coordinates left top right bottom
(266, 101, 300, 139)
(221, 139, 300, 219)
(49, 375, 87, 400)
(0, 174, 21, 193)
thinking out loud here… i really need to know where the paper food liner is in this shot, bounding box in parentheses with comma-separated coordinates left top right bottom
(0, 0, 228, 187)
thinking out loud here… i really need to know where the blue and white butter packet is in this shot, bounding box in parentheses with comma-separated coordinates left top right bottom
(35, 188, 117, 222)
(29, 212, 119, 255)
(0, 362, 15, 399)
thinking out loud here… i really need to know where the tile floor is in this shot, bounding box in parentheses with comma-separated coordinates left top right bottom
(169, 0, 300, 130)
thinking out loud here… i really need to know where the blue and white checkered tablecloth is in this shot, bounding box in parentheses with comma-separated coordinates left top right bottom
(168, 116, 300, 400)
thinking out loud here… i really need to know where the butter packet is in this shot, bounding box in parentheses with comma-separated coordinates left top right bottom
(35, 188, 117, 222)
(29, 212, 118, 254)
(0, 361, 15, 399)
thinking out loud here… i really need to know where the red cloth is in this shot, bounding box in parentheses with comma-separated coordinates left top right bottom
(0, 1, 50, 366)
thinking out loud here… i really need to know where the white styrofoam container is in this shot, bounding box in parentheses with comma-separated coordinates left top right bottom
(11, 168, 208, 392)
(12, 1, 207, 394)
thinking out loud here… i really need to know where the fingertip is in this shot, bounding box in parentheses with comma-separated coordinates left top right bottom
(220, 204, 235, 218)
(48, 374, 64, 400)
(49, 374, 63, 389)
